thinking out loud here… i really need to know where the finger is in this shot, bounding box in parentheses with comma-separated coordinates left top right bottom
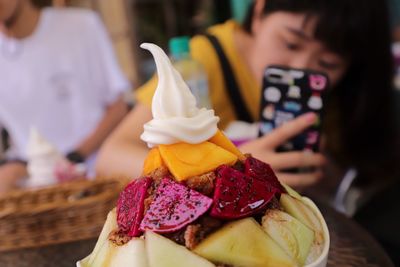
(261, 112, 317, 148)
(269, 151, 326, 170)
(276, 170, 323, 188)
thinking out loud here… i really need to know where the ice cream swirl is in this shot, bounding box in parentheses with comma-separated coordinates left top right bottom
(140, 43, 219, 147)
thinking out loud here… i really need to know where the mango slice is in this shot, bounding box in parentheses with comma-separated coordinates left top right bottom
(159, 142, 237, 181)
(143, 148, 165, 175)
(209, 130, 245, 160)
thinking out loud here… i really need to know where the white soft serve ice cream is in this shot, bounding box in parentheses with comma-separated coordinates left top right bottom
(26, 128, 64, 187)
(140, 43, 219, 148)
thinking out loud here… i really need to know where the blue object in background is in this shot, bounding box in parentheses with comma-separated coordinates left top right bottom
(389, 0, 400, 28)
(230, 0, 253, 23)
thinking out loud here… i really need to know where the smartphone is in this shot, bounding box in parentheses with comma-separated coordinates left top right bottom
(258, 65, 329, 152)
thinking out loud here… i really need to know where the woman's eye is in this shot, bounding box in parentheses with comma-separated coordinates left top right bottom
(284, 41, 300, 51)
(319, 60, 339, 70)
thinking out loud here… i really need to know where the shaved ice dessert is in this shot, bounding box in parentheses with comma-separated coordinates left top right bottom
(78, 43, 329, 267)
(26, 128, 85, 187)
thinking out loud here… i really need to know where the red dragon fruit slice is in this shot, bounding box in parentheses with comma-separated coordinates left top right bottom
(210, 165, 278, 219)
(140, 177, 212, 233)
(244, 156, 285, 194)
(117, 177, 153, 237)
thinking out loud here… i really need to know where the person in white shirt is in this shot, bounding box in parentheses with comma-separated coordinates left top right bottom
(0, 0, 130, 192)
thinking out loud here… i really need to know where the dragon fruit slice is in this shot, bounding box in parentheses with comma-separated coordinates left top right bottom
(117, 177, 153, 237)
(244, 156, 285, 194)
(210, 165, 278, 219)
(140, 177, 212, 233)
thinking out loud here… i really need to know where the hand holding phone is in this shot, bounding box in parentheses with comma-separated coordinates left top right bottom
(258, 65, 329, 152)
(239, 112, 326, 187)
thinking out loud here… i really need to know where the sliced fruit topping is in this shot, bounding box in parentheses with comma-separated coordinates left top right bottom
(244, 156, 286, 194)
(194, 218, 296, 267)
(210, 165, 278, 219)
(146, 231, 215, 267)
(262, 209, 314, 266)
(158, 142, 237, 181)
(117, 177, 153, 237)
(143, 147, 165, 175)
(87, 209, 118, 266)
(280, 194, 324, 245)
(208, 130, 245, 160)
(140, 177, 213, 233)
(281, 183, 303, 200)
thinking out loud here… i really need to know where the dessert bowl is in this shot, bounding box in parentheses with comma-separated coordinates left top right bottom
(78, 43, 330, 267)
(77, 195, 329, 267)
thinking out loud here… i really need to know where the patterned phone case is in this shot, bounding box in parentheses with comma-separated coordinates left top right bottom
(259, 65, 329, 152)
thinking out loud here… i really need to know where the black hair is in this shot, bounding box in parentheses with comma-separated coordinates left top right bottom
(244, 0, 398, 178)
(31, 0, 52, 8)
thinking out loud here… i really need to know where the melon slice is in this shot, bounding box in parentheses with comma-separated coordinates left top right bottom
(262, 209, 314, 265)
(280, 194, 323, 243)
(87, 209, 118, 266)
(281, 183, 302, 200)
(145, 231, 215, 267)
(84, 209, 148, 267)
(109, 238, 148, 267)
(194, 218, 296, 267)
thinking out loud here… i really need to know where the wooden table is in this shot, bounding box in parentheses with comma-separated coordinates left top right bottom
(0, 201, 394, 267)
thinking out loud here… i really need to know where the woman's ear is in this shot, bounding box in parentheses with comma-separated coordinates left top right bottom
(251, 0, 266, 34)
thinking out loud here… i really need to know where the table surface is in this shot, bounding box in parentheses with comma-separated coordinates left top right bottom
(0, 201, 394, 267)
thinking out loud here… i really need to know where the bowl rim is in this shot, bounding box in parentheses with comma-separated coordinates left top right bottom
(302, 197, 330, 267)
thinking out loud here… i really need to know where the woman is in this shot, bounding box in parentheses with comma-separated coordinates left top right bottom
(96, 0, 396, 188)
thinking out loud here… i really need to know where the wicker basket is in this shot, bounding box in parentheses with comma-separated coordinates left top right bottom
(0, 178, 127, 252)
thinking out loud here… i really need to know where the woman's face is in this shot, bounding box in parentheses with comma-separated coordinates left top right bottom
(249, 12, 348, 87)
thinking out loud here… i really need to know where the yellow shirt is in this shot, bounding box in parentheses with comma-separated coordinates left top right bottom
(136, 20, 259, 129)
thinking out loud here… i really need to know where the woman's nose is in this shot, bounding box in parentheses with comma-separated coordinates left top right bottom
(289, 53, 315, 70)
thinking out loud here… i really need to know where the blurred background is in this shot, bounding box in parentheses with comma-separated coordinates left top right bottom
(31, 0, 252, 85)
(0, 0, 399, 266)
(27, 0, 400, 88)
